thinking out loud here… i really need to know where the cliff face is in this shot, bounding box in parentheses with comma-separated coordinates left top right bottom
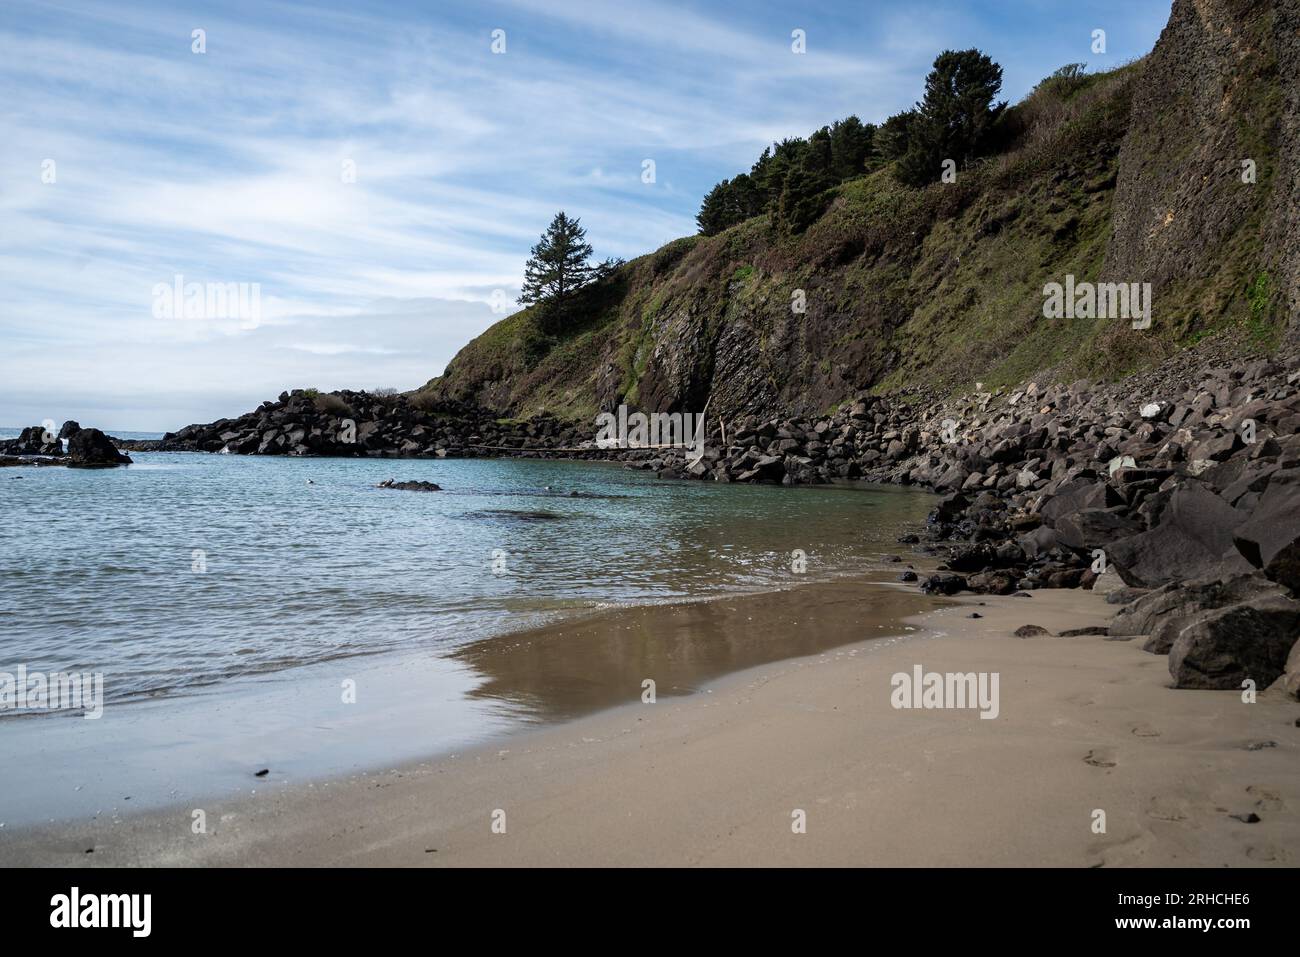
(423, 0, 1295, 423)
(1101, 0, 1299, 368)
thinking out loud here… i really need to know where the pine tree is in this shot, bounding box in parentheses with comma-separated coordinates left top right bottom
(776, 129, 835, 234)
(828, 116, 875, 180)
(875, 110, 916, 163)
(519, 212, 595, 306)
(696, 180, 733, 236)
(896, 49, 1006, 187)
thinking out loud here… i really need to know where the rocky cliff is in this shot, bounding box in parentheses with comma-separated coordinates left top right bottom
(422, 0, 1297, 423)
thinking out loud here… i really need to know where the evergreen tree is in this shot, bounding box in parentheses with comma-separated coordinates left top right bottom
(696, 179, 734, 236)
(828, 116, 875, 180)
(776, 128, 836, 233)
(751, 138, 806, 209)
(896, 49, 1006, 187)
(519, 212, 595, 306)
(875, 110, 916, 163)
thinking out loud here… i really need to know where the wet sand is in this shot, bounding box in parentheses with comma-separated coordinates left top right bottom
(5, 575, 1299, 867)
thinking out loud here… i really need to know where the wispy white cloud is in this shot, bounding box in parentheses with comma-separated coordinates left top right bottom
(0, 0, 1168, 430)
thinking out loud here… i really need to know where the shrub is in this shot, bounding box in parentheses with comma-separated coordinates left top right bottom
(313, 392, 353, 416)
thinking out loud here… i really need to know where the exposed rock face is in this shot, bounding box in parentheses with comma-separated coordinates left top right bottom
(66, 428, 132, 467)
(1104, 0, 1299, 339)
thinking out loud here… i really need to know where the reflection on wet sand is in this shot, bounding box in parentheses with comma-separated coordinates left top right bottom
(453, 576, 947, 721)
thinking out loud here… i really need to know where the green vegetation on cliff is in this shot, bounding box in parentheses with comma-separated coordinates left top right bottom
(419, 0, 1296, 422)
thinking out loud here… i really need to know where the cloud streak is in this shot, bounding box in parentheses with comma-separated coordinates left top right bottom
(0, 0, 1168, 430)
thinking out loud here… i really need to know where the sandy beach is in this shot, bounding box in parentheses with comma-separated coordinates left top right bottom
(6, 574, 1297, 868)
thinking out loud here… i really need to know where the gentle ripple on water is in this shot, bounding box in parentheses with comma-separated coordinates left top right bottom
(0, 452, 937, 710)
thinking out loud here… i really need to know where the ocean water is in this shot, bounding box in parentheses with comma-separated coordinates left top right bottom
(0, 452, 937, 708)
(0, 452, 937, 825)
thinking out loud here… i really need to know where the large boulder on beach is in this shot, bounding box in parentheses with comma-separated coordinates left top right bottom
(1232, 468, 1300, 592)
(1168, 594, 1300, 690)
(66, 428, 132, 467)
(1128, 574, 1291, 654)
(1106, 483, 1252, 587)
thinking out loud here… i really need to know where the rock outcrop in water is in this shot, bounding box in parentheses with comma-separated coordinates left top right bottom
(0, 421, 131, 467)
(66, 428, 133, 467)
(151, 389, 592, 459)
(377, 479, 442, 492)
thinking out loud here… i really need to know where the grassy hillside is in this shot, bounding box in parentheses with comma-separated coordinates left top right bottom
(420, 0, 1295, 421)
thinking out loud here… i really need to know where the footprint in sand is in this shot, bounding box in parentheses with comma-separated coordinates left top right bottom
(1246, 785, 1285, 813)
(1245, 844, 1285, 863)
(1084, 748, 1117, 768)
(1131, 722, 1160, 738)
(1145, 794, 1190, 822)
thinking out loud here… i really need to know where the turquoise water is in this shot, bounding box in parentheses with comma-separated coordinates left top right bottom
(0, 452, 936, 710)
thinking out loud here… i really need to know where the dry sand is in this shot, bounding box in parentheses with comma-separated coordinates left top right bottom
(5, 576, 1299, 867)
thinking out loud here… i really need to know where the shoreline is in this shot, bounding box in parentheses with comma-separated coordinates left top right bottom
(5, 572, 1296, 867)
(0, 552, 941, 833)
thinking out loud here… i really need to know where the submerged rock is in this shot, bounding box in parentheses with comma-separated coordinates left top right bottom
(377, 479, 441, 491)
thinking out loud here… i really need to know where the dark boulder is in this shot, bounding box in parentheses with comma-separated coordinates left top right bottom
(1232, 468, 1300, 592)
(66, 428, 131, 467)
(1136, 574, 1290, 654)
(1038, 480, 1122, 526)
(1168, 595, 1300, 690)
(1053, 507, 1143, 554)
(930, 492, 970, 522)
(920, 573, 967, 595)
(947, 543, 1002, 572)
(377, 479, 442, 491)
(1107, 483, 1253, 587)
(967, 570, 1018, 595)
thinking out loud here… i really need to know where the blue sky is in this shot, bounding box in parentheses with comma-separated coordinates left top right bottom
(0, 0, 1171, 431)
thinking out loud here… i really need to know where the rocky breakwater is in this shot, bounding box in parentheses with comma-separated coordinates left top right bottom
(154, 389, 608, 460)
(0, 421, 132, 467)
